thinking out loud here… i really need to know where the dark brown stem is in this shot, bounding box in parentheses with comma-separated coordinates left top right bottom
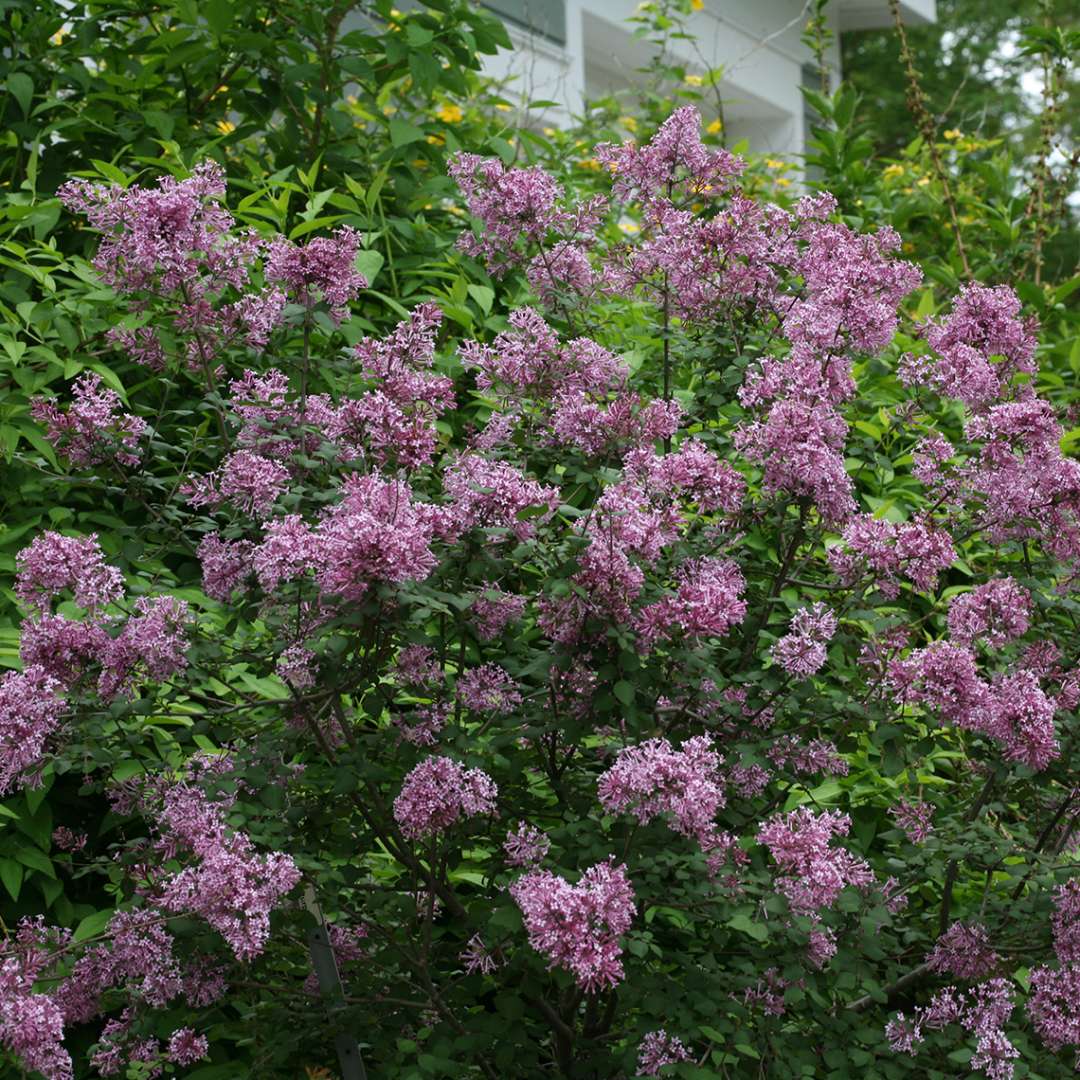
(939, 771, 996, 935)
(888, 0, 971, 278)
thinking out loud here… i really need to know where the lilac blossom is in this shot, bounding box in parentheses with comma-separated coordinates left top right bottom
(32, 372, 148, 468)
(264, 226, 367, 322)
(456, 663, 522, 714)
(636, 557, 747, 645)
(460, 934, 500, 976)
(757, 807, 873, 916)
(889, 798, 934, 844)
(636, 1030, 692, 1076)
(927, 922, 1000, 980)
(167, 1028, 209, 1066)
(771, 602, 837, 678)
(15, 532, 124, 614)
(470, 584, 527, 640)
(509, 860, 635, 991)
(597, 735, 725, 854)
(504, 822, 551, 867)
(151, 781, 301, 961)
(393, 756, 498, 840)
(948, 578, 1031, 649)
(0, 666, 65, 794)
(887, 979, 1018, 1080)
(57, 161, 258, 296)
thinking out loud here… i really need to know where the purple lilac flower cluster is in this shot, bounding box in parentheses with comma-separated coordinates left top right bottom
(392, 756, 498, 840)
(509, 860, 635, 991)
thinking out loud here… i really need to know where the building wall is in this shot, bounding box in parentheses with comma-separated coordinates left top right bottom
(482, 0, 934, 157)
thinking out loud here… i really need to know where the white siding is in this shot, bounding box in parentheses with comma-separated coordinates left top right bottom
(483, 0, 936, 156)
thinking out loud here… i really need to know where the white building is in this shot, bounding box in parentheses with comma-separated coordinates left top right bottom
(482, 0, 936, 156)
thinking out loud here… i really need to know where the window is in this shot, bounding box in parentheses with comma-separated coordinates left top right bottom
(483, 0, 566, 45)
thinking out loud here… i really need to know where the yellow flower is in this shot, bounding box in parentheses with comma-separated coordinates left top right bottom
(775, 177, 791, 188)
(543, 127, 557, 137)
(765, 158, 785, 170)
(690, 0, 704, 9)
(684, 74, 703, 86)
(917, 176, 931, 187)
(943, 128, 962, 140)
(436, 103, 463, 123)
(706, 119, 723, 134)
(495, 103, 513, 112)
(577, 157, 601, 171)
(882, 163, 905, 180)
(619, 220, 640, 234)
(216, 119, 236, 135)
(426, 133, 446, 146)
(621, 116, 638, 132)
(50, 26, 69, 45)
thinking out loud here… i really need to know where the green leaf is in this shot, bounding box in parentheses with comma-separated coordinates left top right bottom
(74, 908, 115, 944)
(355, 249, 384, 286)
(237, 671, 290, 701)
(613, 680, 635, 706)
(24, 777, 52, 815)
(405, 22, 433, 46)
(90, 160, 129, 186)
(0, 859, 23, 901)
(367, 289, 410, 319)
(6, 73, 33, 118)
(467, 284, 494, 315)
(726, 912, 768, 941)
(389, 118, 426, 148)
(15, 846, 54, 878)
(288, 214, 347, 240)
(1053, 275, 1080, 306)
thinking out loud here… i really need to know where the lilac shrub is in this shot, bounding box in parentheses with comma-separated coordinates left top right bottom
(3, 107, 1080, 1077)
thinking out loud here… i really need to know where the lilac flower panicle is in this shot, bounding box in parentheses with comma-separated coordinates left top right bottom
(148, 782, 301, 961)
(16, 532, 124, 614)
(597, 735, 725, 856)
(948, 578, 1031, 649)
(32, 373, 148, 468)
(636, 1030, 692, 1076)
(509, 860, 635, 991)
(927, 922, 1001, 980)
(0, 666, 64, 794)
(264, 225, 367, 322)
(57, 161, 258, 297)
(504, 822, 551, 867)
(471, 584, 527, 640)
(460, 933, 500, 976)
(393, 756, 497, 840)
(771, 602, 837, 678)
(167, 1028, 209, 1066)
(889, 798, 934, 844)
(457, 663, 522, 714)
(757, 807, 873, 915)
